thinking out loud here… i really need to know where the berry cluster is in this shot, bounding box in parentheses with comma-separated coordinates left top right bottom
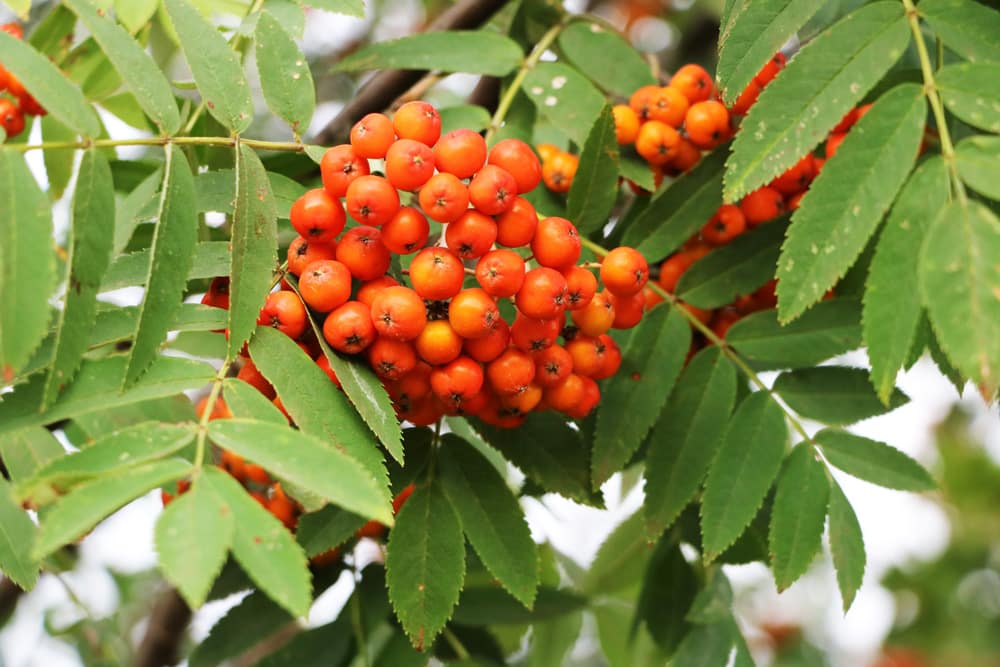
(0, 23, 47, 139)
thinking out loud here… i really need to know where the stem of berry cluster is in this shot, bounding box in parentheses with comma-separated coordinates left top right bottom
(485, 18, 570, 143)
(580, 235, 813, 444)
(900, 0, 967, 204)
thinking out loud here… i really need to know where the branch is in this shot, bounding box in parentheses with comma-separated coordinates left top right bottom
(0, 577, 23, 627)
(313, 0, 511, 146)
(134, 587, 191, 667)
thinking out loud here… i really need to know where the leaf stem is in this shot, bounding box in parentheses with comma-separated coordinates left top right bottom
(4, 136, 308, 153)
(900, 0, 967, 204)
(442, 626, 471, 660)
(193, 361, 230, 470)
(580, 235, 813, 444)
(350, 577, 370, 667)
(485, 18, 569, 143)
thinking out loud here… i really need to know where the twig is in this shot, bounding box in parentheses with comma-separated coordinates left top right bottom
(133, 588, 192, 667)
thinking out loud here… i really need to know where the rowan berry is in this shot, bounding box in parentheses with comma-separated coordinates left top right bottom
(571, 290, 615, 337)
(475, 249, 526, 298)
(390, 363, 433, 403)
(608, 290, 645, 329)
(628, 84, 661, 121)
(488, 138, 542, 194)
(612, 104, 640, 144)
(289, 189, 345, 244)
(321, 144, 370, 198)
(415, 320, 463, 365)
(592, 334, 621, 380)
(669, 63, 715, 104)
(323, 301, 376, 353)
(535, 143, 559, 164)
(469, 164, 518, 215)
(541, 151, 578, 193)
(657, 254, 693, 293)
(643, 285, 664, 310)
(486, 348, 535, 395)
(786, 190, 806, 211)
(563, 265, 597, 311)
(825, 132, 847, 159)
(600, 246, 649, 297)
(463, 318, 510, 363)
(0, 99, 24, 137)
(201, 276, 230, 310)
(381, 206, 430, 254)
(385, 138, 435, 191)
(648, 86, 690, 128)
(393, 101, 441, 146)
(221, 449, 247, 480)
(398, 395, 444, 425)
(409, 247, 465, 300)
(245, 464, 270, 485)
(510, 314, 561, 352)
(18, 92, 44, 118)
(545, 373, 586, 414)
(268, 483, 298, 530)
(1, 22, 23, 39)
(445, 210, 497, 259)
(371, 286, 427, 341)
(516, 267, 568, 320)
(237, 358, 276, 399)
(566, 336, 606, 378)
(532, 344, 573, 387)
(367, 338, 417, 380)
(568, 376, 600, 419)
(754, 52, 787, 87)
(356, 275, 400, 307)
(287, 236, 337, 276)
(416, 172, 468, 223)
(430, 356, 484, 409)
(669, 138, 702, 173)
(636, 120, 681, 166)
(345, 175, 400, 227)
(500, 383, 543, 414)
(771, 154, 817, 195)
(710, 307, 741, 339)
(335, 226, 391, 280)
(449, 288, 501, 339)
(258, 290, 307, 339)
(700, 204, 746, 245)
(350, 112, 395, 158)
(531, 217, 581, 270)
(298, 260, 352, 313)
(434, 128, 487, 179)
(729, 80, 763, 116)
(740, 186, 784, 226)
(495, 196, 539, 247)
(685, 101, 730, 150)
(315, 354, 341, 387)
(754, 279, 778, 309)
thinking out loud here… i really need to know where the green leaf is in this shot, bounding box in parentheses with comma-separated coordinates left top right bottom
(0, 479, 37, 589)
(255, 11, 315, 133)
(827, 478, 865, 610)
(815, 429, 935, 491)
(34, 458, 190, 559)
(0, 151, 55, 380)
(920, 0, 1000, 64)
(69, 395, 196, 443)
(249, 326, 390, 493)
(558, 20, 655, 97)
(0, 428, 65, 482)
(439, 435, 538, 608)
(439, 105, 491, 134)
(528, 611, 583, 667)
(124, 145, 198, 388)
(64, 0, 181, 134)
(386, 482, 465, 650)
(566, 106, 619, 235)
(593, 306, 691, 488)
(673, 621, 735, 667)
(0, 357, 214, 436)
(189, 591, 293, 667)
(337, 31, 522, 76)
(635, 535, 697, 654)
(165, 0, 254, 132)
(41, 115, 76, 198)
(189, 169, 304, 220)
(769, 445, 829, 590)
(726, 298, 863, 371)
(864, 157, 949, 403)
(256, 618, 354, 667)
(113, 167, 162, 254)
(644, 347, 737, 538)
(452, 587, 586, 626)
(115, 0, 159, 34)
(723, 2, 910, 201)
(773, 366, 908, 425)
(593, 598, 665, 667)
(24, 422, 195, 495)
(208, 418, 393, 525)
(701, 392, 787, 561)
(676, 218, 787, 308)
(42, 150, 116, 407)
(583, 510, 653, 596)
(101, 241, 230, 292)
(716, 0, 823, 104)
(622, 146, 727, 259)
(955, 136, 1000, 199)
(228, 145, 278, 360)
(919, 200, 1000, 395)
(301, 0, 364, 17)
(522, 62, 606, 145)
(776, 83, 926, 322)
(685, 567, 733, 624)
(472, 412, 596, 505)
(201, 467, 312, 618)
(222, 377, 287, 424)
(155, 479, 235, 609)
(618, 152, 655, 192)
(937, 63, 1000, 133)
(295, 504, 365, 557)
(0, 30, 99, 136)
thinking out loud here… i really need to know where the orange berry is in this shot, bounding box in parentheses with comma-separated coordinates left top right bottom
(636, 121, 681, 166)
(669, 138, 702, 173)
(753, 52, 787, 87)
(647, 86, 690, 128)
(510, 314, 562, 352)
(532, 344, 573, 387)
(495, 196, 538, 248)
(323, 301, 376, 354)
(592, 334, 622, 380)
(345, 175, 400, 227)
(371, 286, 427, 341)
(567, 375, 600, 419)
(612, 104, 640, 144)
(290, 189, 346, 243)
(825, 132, 847, 159)
(488, 138, 543, 194)
(740, 186, 784, 226)
(430, 356, 484, 410)
(541, 151, 578, 193)
(770, 154, 817, 195)
(486, 347, 535, 395)
(315, 354, 341, 387)
(475, 249, 526, 298)
(221, 450, 247, 481)
(608, 291, 645, 329)
(535, 143, 559, 164)
(336, 225, 391, 280)
(700, 204, 746, 246)
(0, 99, 24, 137)
(409, 247, 465, 300)
(434, 128, 487, 178)
(657, 253, 694, 293)
(469, 164, 518, 215)
(367, 338, 418, 380)
(449, 288, 501, 339)
(600, 246, 649, 297)
(321, 144, 370, 198)
(545, 373, 586, 414)
(684, 100, 730, 150)
(445, 210, 498, 260)
(257, 290, 307, 339)
(463, 318, 510, 363)
(298, 260, 352, 313)
(500, 383, 543, 414)
(418, 172, 469, 223)
(566, 336, 605, 378)
(628, 84, 661, 121)
(381, 205, 430, 254)
(393, 100, 441, 146)
(516, 268, 568, 320)
(531, 216, 581, 270)
(571, 290, 615, 337)
(385, 139, 435, 192)
(563, 265, 598, 311)
(669, 63, 715, 104)
(287, 236, 337, 277)
(710, 307, 742, 339)
(356, 275, 400, 308)
(236, 358, 275, 399)
(729, 80, 763, 116)
(415, 320, 464, 365)
(350, 112, 395, 159)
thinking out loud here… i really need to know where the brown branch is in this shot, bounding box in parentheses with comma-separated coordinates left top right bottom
(133, 587, 191, 667)
(0, 578, 23, 626)
(313, 0, 511, 146)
